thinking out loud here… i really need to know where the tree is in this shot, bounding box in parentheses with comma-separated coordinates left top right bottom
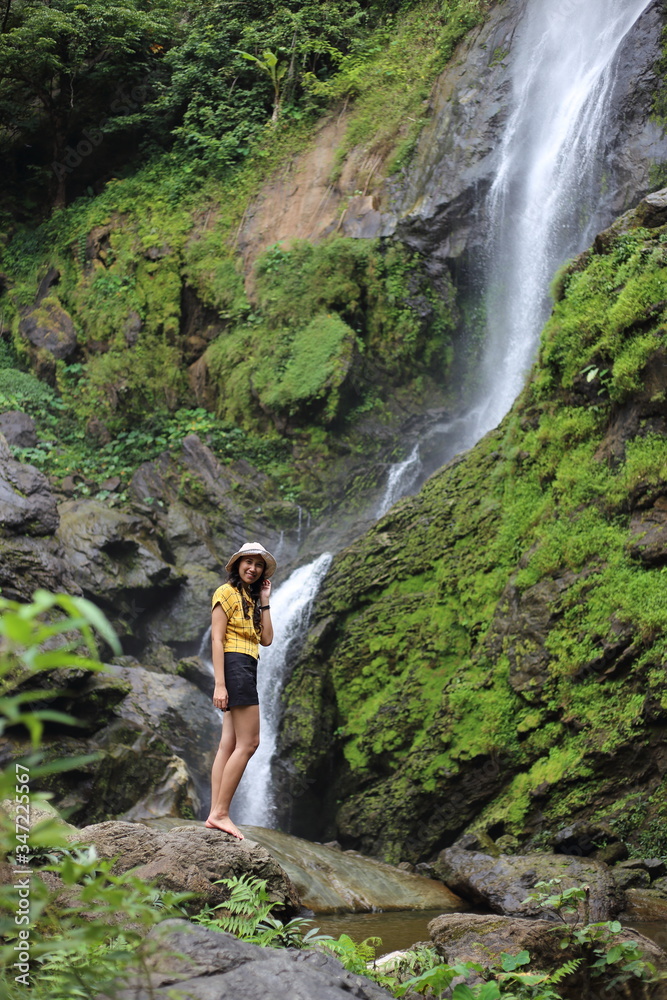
(0, 0, 183, 206)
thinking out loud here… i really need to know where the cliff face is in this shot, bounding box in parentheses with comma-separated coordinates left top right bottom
(277, 191, 667, 863)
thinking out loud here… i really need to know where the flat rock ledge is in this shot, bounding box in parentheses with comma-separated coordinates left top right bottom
(430, 913, 667, 1000)
(106, 918, 393, 1000)
(78, 821, 301, 916)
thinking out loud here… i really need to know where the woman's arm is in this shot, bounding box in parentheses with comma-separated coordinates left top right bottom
(259, 578, 273, 646)
(211, 603, 229, 709)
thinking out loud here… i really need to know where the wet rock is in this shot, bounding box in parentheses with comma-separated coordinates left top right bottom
(628, 499, 667, 566)
(18, 296, 77, 360)
(429, 912, 667, 1000)
(78, 822, 301, 916)
(621, 887, 667, 923)
(0, 433, 59, 535)
(0, 411, 38, 448)
(431, 848, 619, 921)
(56, 498, 182, 603)
(237, 825, 465, 915)
(112, 918, 392, 1000)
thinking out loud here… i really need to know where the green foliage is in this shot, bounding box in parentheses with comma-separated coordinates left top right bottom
(308, 0, 488, 176)
(207, 236, 453, 429)
(193, 874, 275, 939)
(0, 591, 193, 999)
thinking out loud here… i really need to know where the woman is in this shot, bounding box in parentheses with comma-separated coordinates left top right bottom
(206, 541, 276, 840)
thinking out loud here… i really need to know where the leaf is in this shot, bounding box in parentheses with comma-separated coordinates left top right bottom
(452, 985, 477, 1000)
(501, 950, 530, 971)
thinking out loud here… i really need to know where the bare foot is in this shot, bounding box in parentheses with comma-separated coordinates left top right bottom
(204, 815, 244, 840)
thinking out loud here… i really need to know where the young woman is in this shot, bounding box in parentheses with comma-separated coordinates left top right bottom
(206, 541, 276, 840)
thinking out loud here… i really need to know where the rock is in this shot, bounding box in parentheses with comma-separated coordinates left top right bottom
(645, 859, 667, 880)
(429, 912, 667, 1000)
(142, 564, 220, 652)
(0, 534, 80, 601)
(628, 500, 667, 566)
(616, 858, 667, 878)
(56, 498, 183, 603)
(552, 820, 619, 857)
(165, 501, 221, 569)
(594, 841, 629, 865)
(120, 755, 201, 822)
(0, 411, 38, 448)
(102, 663, 220, 801)
(18, 296, 77, 360)
(0, 433, 59, 535)
(621, 887, 667, 923)
(431, 848, 619, 921)
(111, 918, 393, 1000)
(238, 825, 465, 915)
(77, 822, 301, 916)
(175, 657, 214, 698)
(610, 866, 651, 893)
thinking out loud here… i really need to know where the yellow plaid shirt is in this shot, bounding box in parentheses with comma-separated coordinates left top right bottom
(211, 583, 260, 657)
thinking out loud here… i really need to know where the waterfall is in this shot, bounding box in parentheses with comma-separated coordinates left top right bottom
(376, 443, 422, 517)
(230, 552, 333, 826)
(451, 0, 652, 454)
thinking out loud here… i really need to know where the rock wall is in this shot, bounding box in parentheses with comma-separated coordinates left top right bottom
(277, 192, 667, 863)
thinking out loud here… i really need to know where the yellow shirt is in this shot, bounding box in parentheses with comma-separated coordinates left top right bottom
(211, 583, 260, 658)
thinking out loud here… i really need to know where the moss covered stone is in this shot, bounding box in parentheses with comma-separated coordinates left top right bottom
(278, 192, 667, 863)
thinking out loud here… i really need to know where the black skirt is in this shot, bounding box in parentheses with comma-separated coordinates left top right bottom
(224, 652, 259, 708)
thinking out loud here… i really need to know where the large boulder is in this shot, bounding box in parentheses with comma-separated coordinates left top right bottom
(26, 664, 219, 826)
(0, 411, 38, 448)
(431, 848, 620, 921)
(429, 913, 667, 1000)
(0, 535, 80, 602)
(78, 822, 302, 916)
(0, 433, 59, 535)
(56, 499, 183, 604)
(110, 918, 392, 1000)
(18, 296, 77, 360)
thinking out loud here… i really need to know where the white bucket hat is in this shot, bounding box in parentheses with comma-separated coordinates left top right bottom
(225, 542, 277, 578)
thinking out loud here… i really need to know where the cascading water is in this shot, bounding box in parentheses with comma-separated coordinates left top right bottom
(227, 552, 333, 826)
(376, 443, 421, 518)
(467, 0, 653, 442)
(375, 0, 651, 507)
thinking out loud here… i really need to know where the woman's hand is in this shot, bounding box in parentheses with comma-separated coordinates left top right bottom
(260, 578, 272, 602)
(213, 683, 228, 711)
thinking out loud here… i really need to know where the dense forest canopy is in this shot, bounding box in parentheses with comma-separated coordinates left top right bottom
(0, 0, 481, 212)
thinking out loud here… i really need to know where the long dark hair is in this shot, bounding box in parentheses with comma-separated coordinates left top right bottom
(227, 560, 264, 635)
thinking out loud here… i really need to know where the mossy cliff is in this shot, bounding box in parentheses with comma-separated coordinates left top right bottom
(278, 191, 667, 864)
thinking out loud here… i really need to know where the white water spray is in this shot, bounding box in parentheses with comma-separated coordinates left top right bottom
(230, 552, 333, 826)
(462, 0, 651, 449)
(376, 443, 421, 518)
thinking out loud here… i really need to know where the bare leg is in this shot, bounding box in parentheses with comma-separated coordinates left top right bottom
(209, 711, 236, 814)
(206, 705, 260, 840)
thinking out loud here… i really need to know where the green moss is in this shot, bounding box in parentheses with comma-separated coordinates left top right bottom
(281, 201, 667, 862)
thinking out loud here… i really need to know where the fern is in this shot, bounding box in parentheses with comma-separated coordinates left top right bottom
(192, 875, 274, 939)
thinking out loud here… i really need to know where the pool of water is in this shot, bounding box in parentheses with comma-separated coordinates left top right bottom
(309, 909, 446, 955)
(312, 911, 667, 958)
